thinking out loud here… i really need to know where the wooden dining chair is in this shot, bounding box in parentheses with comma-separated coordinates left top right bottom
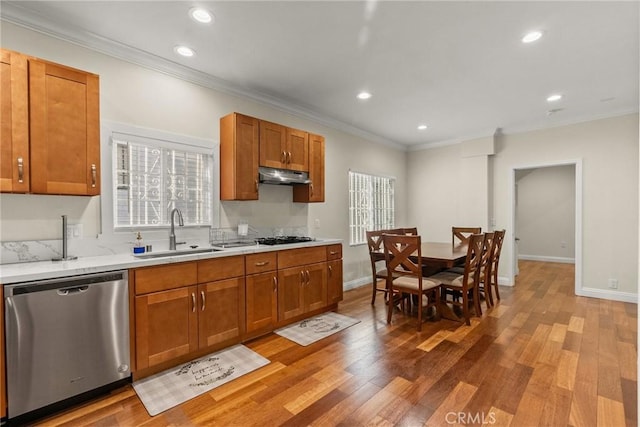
(477, 232, 495, 309)
(428, 233, 485, 325)
(402, 227, 418, 235)
(366, 228, 407, 305)
(452, 226, 482, 246)
(382, 233, 440, 332)
(483, 229, 505, 304)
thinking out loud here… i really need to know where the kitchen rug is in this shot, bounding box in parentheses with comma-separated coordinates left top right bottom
(275, 311, 360, 346)
(132, 345, 269, 416)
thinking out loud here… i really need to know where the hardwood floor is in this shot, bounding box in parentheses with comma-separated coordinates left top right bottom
(34, 261, 637, 426)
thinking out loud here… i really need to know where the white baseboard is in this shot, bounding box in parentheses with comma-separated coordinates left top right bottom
(344, 277, 370, 291)
(577, 287, 638, 303)
(498, 276, 513, 287)
(518, 254, 575, 264)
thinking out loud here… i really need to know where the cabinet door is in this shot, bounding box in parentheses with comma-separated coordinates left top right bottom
(305, 263, 328, 312)
(259, 120, 286, 169)
(29, 58, 100, 195)
(278, 267, 304, 321)
(135, 286, 198, 370)
(198, 278, 245, 348)
(246, 272, 278, 333)
(0, 49, 29, 193)
(327, 259, 343, 304)
(285, 128, 308, 171)
(220, 113, 259, 200)
(293, 133, 324, 202)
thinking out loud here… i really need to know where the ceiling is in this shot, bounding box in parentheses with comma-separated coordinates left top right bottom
(2, 1, 638, 149)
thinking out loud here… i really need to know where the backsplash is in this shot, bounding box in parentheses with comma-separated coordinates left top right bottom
(0, 225, 309, 265)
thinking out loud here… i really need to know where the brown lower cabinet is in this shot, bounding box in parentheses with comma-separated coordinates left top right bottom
(132, 245, 342, 378)
(134, 256, 245, 372)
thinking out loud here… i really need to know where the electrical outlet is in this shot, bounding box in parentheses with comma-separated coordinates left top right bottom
(560, 241, 566, 248)
(608, 279, 618, 289)
(314, 219, 320, 229)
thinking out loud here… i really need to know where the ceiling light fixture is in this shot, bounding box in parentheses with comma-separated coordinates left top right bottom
(546, 94, 562, 102)
(174, 45, 195, 57)
(357, 91, 372, 100)
(522, 31, 543, 43)
(189, 7, 213, 24)
(417, 124, 428, 130)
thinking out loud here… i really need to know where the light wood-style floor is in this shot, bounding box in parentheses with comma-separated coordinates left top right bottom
(34, 261, 637, 426)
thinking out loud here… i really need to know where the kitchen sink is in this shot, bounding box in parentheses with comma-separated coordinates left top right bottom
(210, 240, 258, 249)
(133, 247, 222, 259)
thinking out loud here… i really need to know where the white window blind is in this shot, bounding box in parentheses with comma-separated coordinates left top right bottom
(113, 136, 213, 229)
(349, 171, 395, 245)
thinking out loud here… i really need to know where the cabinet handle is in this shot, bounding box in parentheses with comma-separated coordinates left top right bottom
(191, 292, 196, 313)
(310, 183, 314, 196)
(201, 290, 205, 311)
(330, 251, 338, 255)
(306, 270, 310, 285)
(287, 151, 292, 164)
(255, 179, 259, 193)
(273, 276, 277, 291)
(255, 261, 269, 267)
(17, 157, 24, 183)
(281, 151, 286, 164)
(329, 265, 333, 276)
(91, 164, 97, 188)
(300, 271, 305, 285)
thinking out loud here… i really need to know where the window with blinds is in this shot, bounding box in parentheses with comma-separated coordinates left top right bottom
(349, 171, 395, 245)
(113, 136, 213, 228)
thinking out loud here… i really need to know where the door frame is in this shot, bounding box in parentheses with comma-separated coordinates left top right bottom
(508, 158, 582, 295)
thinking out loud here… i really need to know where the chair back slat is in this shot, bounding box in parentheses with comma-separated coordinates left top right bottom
(382, 234, 422, 277)
(452, 226, 482, 246)
(462, 233, 485, 288)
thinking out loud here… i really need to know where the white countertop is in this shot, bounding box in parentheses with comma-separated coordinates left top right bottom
(0, 238, 342, 284)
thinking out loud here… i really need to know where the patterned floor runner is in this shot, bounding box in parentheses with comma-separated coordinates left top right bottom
(275, 311, 360, 346)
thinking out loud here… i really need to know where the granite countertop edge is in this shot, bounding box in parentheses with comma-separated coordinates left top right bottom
(0, 238, 343, 284)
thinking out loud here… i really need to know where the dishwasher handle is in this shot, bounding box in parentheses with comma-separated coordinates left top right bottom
(57, 286, 89, 296)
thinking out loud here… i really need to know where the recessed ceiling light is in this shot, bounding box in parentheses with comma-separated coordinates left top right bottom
(522, 31, 543, 43)
(174, 45, 195, 57)
(357, 91, 372, 100)
(417, 124, 428, 130)
(190, 7, 213, 24)
(546, 94, 562, 102)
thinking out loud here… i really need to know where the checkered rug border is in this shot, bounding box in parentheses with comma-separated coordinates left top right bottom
(132, 344, 270, 416)
(275, 311, 360, 346)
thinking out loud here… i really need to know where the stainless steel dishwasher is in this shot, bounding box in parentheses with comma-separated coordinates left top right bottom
(5, 270, 131, 419)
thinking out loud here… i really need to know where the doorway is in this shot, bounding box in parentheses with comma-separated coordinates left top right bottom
(508, 159, 583, 294)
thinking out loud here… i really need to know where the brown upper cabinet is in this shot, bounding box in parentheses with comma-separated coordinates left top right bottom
(220, 112, 325, 202)
(259, 120, 308, 172)
(1, 49, 100, 196)
(293, 133, 325, 203)
(220, 112, 260, 200)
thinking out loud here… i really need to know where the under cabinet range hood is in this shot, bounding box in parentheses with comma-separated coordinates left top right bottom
(259, 167, 310, 185)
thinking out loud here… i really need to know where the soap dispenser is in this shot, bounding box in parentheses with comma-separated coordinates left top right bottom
(133, 231, 145, 254)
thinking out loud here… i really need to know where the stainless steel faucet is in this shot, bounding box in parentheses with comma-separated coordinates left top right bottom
(52, 215, 77, 261)
(169, 208, 185, 250)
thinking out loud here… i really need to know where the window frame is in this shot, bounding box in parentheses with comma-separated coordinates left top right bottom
(348, 170, 395, 246)
(100, 121, 220, 236)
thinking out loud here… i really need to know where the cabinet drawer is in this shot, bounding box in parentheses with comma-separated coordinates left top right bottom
(278, 246, 326, 269)
(135, 262, 197, 295)
(246, 252, 277, 274)
(198, 256, 245, 282)
(326, 244, 342, 260)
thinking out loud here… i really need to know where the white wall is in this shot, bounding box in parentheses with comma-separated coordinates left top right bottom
(515, 165, 576, 262)
(408, 114, 638, 300)
(0, 22, 408, 285)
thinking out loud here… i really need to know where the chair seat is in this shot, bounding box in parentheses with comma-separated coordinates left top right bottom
(393, 275, 439, 291)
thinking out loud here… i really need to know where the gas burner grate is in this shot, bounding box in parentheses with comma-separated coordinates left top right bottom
(255, 236, 314, 246)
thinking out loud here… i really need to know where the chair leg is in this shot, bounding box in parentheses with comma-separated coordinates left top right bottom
(491, 271, 500, 302)
(416, 293, 422, 332)
(371, 276, 378, 305)
(462, 292, 471, 326)
(386, 287, 394, 324)
(473, 287, 482, 317)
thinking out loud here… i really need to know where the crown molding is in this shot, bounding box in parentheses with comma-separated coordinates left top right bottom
(1, 2, 407, 152)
